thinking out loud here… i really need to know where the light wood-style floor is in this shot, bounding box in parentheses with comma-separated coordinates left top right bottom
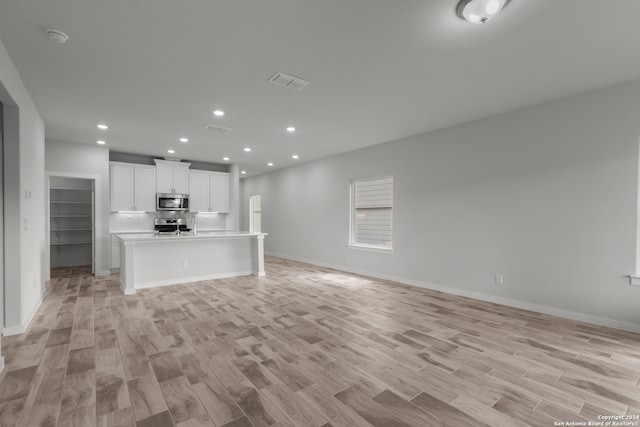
(0, 257, 639, 427)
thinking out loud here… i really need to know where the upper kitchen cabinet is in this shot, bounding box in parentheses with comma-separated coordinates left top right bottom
(189, 170, 230, 213)
(188, 171, 209, 213)
(210, 172, 230, 212)
(110, 162, 156, 212)
(155, 159, 190, 194)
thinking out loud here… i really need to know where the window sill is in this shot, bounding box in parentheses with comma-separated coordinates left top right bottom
(628, 275, 640, 286)
(348, 244, 394, 254)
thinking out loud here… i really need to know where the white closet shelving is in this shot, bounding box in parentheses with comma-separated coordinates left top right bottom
(50, 178, 94, 268)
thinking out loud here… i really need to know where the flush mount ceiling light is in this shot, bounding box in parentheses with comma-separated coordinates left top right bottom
(167, 149, 175, 154)
(241, 170, 247, 175)
(45, 29, 69, 44)
(223, 156, 230, 161)
(213, 110, 225, 117)
(267, 162, 274, 167)
(97, 124, 108, 130)
(179, 137, 188, 143)
(286, 127, 296, 133)
(243, 147, 251, 152)
(457, 0, 509, 24)
(96, 140, 106, 145)
(291, 154, 299, 159)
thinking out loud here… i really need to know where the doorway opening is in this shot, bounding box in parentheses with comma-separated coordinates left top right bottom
(49, 176, 95, 277)
(250, 194, 261, 233)
(0, 102, 4, 370)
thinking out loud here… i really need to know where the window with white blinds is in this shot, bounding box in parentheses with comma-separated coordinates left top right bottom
(350, 176, 393, 250)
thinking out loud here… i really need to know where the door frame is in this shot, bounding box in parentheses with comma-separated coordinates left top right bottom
(45, 172, 102, 278)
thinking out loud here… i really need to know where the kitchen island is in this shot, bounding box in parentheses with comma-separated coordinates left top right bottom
(117, 231, 266, 294)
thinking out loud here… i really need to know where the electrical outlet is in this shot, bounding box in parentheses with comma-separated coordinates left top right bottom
(182, 260, 189, 268)
(495, 274, 504, 285)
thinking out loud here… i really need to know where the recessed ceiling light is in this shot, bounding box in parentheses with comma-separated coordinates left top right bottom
(179, 137, 188, 143)
(267, 162, 274, 167)
(96, 140, 106, 145)
(292, 154, 299, 159)
(223, 157, 230, 161)
(168, 149, 175, 154)
(244, 148, 251, 152)
(97, 124, 108, 130)
(213, 110, 225, 117)
(286, 127, 296, 133)
(241, 170, 247, 175)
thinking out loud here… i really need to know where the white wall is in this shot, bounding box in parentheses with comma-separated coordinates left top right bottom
(45, 139, 110, 276)
(241, 78, 640, 332)
(0, 37, 46, 336)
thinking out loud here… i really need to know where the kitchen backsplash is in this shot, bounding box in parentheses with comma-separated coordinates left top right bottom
(110, 212, 228, 232)
(191, 214, 228, 230)
(110, 212, 154, 231)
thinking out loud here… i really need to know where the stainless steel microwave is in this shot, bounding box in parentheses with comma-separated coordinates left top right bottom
(156, 193, 189, 211)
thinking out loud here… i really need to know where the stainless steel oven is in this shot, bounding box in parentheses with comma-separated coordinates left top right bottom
(156, 193, 189, 211)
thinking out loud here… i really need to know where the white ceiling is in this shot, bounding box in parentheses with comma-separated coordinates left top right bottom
(1, 0, 640, 177)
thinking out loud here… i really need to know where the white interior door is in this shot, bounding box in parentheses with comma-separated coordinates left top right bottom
(1, 128, 5, 368)
(0, 130, 4, 334)
(91, 180, 95, 275)
(250, 194, 261, 233)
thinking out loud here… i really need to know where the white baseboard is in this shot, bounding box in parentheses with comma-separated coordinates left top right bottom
(121, 271, 254, 294)
(95, 269, 112, 277)
(3, 289, 46, 336)
(267, 252, 640, 334)
(119, 277, 136, 295)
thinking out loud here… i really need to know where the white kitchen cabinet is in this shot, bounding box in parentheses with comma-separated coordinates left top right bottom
(210, 172, 230, 213)
(110, 162, 156, 212)
(110, 164, 134, 212)
(134, 167, 157, 211)
(189, 170, 230, 213)
(155, 159, 190, 194)
(189, 171, 210, 212)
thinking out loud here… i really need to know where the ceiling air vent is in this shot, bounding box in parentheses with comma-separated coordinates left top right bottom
(205, 124, 232, 133)
(268, 71, 311, 91)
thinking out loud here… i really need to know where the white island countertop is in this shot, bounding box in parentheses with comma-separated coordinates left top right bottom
(117, 231, 266, 242)
(118, 231, 267, 294)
